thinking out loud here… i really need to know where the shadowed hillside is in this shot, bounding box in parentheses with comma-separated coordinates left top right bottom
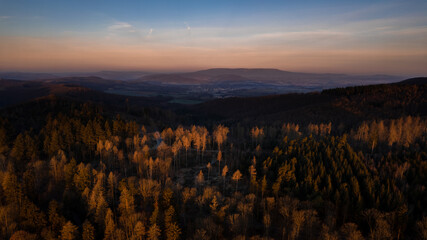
(189, 78, 427, 126)
(0, 78, 172, 109)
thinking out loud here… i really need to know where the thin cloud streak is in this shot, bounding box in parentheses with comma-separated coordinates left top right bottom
(108, 21, 133, 31)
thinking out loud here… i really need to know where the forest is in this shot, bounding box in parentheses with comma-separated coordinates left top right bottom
(0, 80, 426, 240)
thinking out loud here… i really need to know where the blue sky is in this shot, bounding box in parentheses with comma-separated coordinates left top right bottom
(0, 0, 426, 74)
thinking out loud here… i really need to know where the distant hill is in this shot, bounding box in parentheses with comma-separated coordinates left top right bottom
(56, 71, 153, 81)
(135, 74, 201, 85)
(133, 68, 402, 88)
(40, 76, 125, 91)
(89, 71, 153, 80)
(0, 79, 87, 107)
(396, 77, 427, 85)
(1, 69, 403, 94)
(0, 71, 153, 81)
(0, 72, 59, 80)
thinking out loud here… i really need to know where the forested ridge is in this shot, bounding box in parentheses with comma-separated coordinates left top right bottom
(0, 81, 426, 240)
(193, 78, 427, 125)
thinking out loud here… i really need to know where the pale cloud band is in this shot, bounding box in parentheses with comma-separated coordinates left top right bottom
(108, 21, 133, 30)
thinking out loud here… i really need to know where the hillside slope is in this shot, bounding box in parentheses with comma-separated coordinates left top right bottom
(0, 78, 171, 109)
(134, 68, 401, 88)
(190, 78, 427, 125)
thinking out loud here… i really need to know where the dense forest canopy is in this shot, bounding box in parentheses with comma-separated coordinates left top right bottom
(0, 80, 426, 240)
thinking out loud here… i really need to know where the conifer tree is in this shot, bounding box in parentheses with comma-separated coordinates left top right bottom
(133, 221, 146, 240)
(165, 205, 181, 240)
(82, 220, 95, 240)
(214, 125, 229, 150)
(60, 221, 78, 240)
(195, 170, 204, 189)
(0, 127, 9, 154)
(104, 209, 116, 240)
(10, 231, 37, 240)
(147, 224, 161, 240)
(119, 187, 135, 216)
(217, 150, 222, 174)
(232, 170, 242, 193)
(222, 165, 228, 191)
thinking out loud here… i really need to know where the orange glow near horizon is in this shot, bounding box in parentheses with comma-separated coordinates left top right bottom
(1, 1, 426, 75)
(1, 27, 426, 75)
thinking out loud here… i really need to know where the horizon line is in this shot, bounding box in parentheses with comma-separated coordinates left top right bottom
(0, 67, 417, 78)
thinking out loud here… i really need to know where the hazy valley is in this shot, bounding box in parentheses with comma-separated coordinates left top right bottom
(0, 68, 403, 106)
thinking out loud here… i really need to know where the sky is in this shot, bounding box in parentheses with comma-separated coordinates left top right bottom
(0, 0, 426, 75)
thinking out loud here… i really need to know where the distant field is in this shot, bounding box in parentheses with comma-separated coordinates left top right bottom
(105, 89, 148, 96)
(168, 99, 204, 105)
